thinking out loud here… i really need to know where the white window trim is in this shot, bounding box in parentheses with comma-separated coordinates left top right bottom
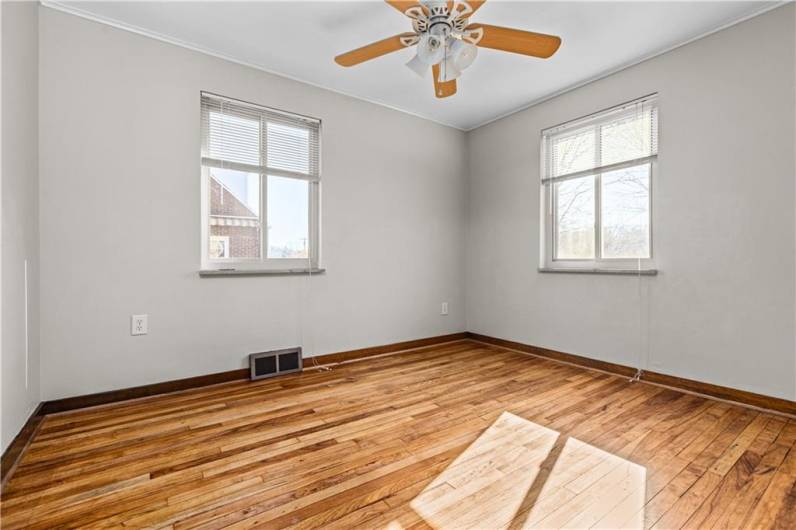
(539, 95, 658, 273)
(199, 93, 322, 273)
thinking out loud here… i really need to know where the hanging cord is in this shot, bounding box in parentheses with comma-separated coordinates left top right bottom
(307, 266, 330, 373)
(629, 258, 644, 382)
(301, 208, 330, 373)
(628, 101, 651, 383)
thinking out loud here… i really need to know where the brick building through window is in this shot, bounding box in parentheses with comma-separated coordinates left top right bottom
(208, 173, 260, 259)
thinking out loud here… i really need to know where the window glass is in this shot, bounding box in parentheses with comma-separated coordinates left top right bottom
(601, 164, 651, 259)
(209, 236, 230, 259)
(555, 176, 595, 260)
(267, 175, 309, 259)
(208, 168, 260, 259)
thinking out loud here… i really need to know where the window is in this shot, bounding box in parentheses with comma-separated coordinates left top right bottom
(209, 236, 230, 259)
(200, 93, 321, 271)
(541, 95, 658, 271)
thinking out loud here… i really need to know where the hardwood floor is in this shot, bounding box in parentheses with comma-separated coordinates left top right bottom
(2, 340, 794, 529)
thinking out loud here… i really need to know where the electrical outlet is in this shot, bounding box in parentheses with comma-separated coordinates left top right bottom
(131, 314, 148, 336)
(441, 302, 449, 316)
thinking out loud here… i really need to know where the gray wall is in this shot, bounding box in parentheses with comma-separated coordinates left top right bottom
(18, 3, 796, 415)
(466, 4, 796, 400)
(2, 1, 40, 452)
(38, 8, 467, 400)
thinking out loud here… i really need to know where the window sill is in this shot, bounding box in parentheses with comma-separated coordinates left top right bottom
(199, 268, 326, 277)
(538, 267, 658, 276)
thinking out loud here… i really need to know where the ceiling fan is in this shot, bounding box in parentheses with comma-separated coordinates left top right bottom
(334, 0, 561, 98)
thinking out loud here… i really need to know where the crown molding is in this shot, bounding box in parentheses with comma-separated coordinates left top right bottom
(40, 1, 788, 133)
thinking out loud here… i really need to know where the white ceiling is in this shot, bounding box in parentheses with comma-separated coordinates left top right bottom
(49, 1, 780, 130)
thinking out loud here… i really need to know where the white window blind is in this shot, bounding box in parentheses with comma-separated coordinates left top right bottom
(201, 92, 320, 181)
(542, 94, 658, 184)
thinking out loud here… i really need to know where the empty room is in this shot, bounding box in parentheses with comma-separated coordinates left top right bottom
(2, 0, 795, 528)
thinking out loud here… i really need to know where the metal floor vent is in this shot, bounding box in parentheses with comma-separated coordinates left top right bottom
(249, 347, 303, 380)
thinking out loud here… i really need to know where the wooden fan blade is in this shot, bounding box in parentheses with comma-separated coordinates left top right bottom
(467, 0, 487, 14)
(468, 23, 561, 58)
(334, 33, 416, 67)
(384, 1, 422, 15)
(432, 64, 457, 98)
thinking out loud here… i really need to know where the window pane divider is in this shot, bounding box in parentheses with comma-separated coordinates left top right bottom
(542, 154, 657, 184)
(202, 157, 262, 174)
(260, 115, 268, 261)
(263, 168, 320, 182)
(594, 129, 603, 261)
(201, 157, 319, 182)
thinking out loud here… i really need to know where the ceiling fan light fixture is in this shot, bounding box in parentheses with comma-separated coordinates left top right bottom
(449, 39, 478, 71)
(416, 34, 445, 65)
(406, 54, 429, 77)
(438, 59, 461, 83)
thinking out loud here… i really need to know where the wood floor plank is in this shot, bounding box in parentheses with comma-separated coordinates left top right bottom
(2, 339, 793, 529)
